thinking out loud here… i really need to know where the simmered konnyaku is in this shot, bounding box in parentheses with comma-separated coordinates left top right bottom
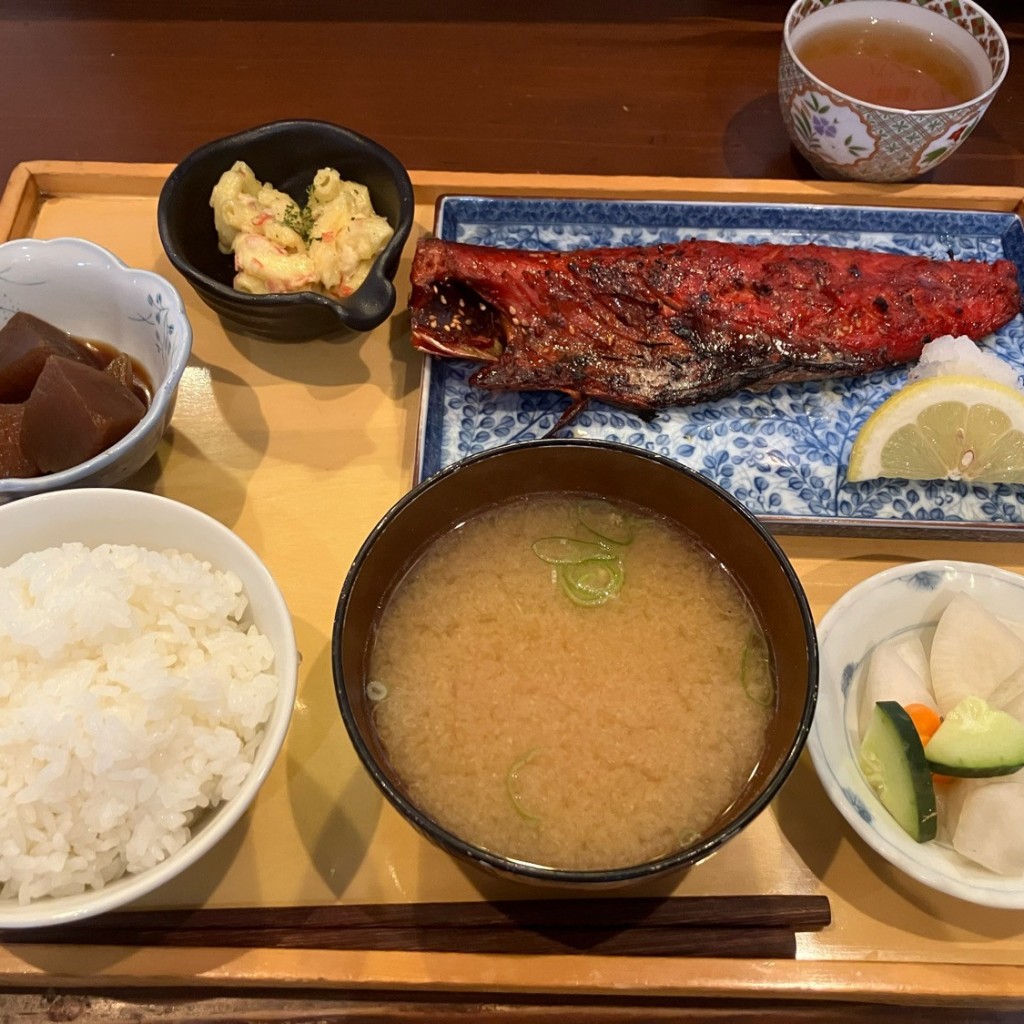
(0, 312, 151, 478)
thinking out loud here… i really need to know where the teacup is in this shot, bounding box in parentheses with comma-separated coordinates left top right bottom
(779, 0, 1008, 183)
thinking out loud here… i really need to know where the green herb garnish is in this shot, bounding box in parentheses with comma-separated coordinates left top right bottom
(531, 501, 633, 607)
(531, 536, 615, 564)
(559, 558, 624, 606)
(576, 499, 635, 546)
(678, 828, 701, 848)
(507, 748, 542, 822)
(281, 201, 314, 244)
(741, 630, 775, 707)
(366, 679, 389, 702)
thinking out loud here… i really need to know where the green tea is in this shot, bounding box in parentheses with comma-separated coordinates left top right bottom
(796, 15, 986, 110)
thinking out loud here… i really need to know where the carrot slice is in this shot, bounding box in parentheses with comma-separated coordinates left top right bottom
(902, 702, 951, 782)
(903, 702, 942, 745)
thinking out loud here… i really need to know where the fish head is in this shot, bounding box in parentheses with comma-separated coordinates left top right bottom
(409, 278, 506, 361)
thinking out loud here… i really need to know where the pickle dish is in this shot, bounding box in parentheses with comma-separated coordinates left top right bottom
(810, 559, 1024, 908)
(158, 119, 414, 341)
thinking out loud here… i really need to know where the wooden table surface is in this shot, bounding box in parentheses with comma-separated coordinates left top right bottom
(2, 0, 1021, 187)
(3, 2, 1024, 1020)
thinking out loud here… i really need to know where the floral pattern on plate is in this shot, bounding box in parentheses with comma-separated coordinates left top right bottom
(788, 90, 876, 166)
(128, 292, 178, 359)
(914, 118, 981, 175)
(416, 197, 1024, 535)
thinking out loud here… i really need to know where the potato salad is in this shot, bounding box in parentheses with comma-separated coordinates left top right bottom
(209, 162, 393, 298)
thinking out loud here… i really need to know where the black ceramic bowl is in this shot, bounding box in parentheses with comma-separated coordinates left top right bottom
(157, 120, 414, 341)
(332, 439, 818, 888)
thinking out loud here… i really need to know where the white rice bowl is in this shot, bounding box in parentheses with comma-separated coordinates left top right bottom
(0, 489, 297, 928)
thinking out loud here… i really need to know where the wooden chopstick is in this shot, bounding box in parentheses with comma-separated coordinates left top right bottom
(0, 896, 830, 959)
(14, 894, 833, 932)
(9, 923, 801, 958)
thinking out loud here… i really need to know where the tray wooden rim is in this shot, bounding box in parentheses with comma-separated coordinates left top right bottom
(2, 944, 1024, 1008)
(2, 161, 1023, 242)
(3, 160, 1024, 1005)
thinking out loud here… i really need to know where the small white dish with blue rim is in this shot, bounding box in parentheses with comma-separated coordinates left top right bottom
(809, 559, 1024, 908)
(0, 236, 192, 503)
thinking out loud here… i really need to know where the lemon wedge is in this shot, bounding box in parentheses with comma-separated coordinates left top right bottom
(847, 375, 1024, 483)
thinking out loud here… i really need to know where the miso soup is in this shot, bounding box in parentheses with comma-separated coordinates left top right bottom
(367, 495, 775, 870)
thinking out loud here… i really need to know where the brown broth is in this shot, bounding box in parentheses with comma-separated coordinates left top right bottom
(79, 338, 153, 407)
(0, 313, 152, 480)
(795, 17, 986, 110)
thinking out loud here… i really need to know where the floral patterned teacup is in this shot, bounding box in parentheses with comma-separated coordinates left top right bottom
(779, 0, 1008, 183)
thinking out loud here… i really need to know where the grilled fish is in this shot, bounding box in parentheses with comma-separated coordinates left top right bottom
(409, 237, 1021, 421)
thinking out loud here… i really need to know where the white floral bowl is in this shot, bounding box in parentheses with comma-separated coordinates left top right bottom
(0, 488, 298, 929)
(779, 0, 1009, 183)
(0, 237, 192, 503)
(810, 559, 1024, 908)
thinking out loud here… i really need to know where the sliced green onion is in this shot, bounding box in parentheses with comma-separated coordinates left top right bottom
(564, 558, 624, 595)
(576, 499, 635, 546)
(677, 828, 701, 848)
(559, 558, 624, 606)
(366, 679, 388, 702)
(507, 748, 541, 822)
(531, 536, 614, 565)
(741, 630, 775, 707)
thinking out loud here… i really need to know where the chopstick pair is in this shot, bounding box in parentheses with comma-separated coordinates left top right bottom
(1, 895, 831, 959)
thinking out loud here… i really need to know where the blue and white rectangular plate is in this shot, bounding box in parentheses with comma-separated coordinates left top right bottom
(414, 195, 1024, 538)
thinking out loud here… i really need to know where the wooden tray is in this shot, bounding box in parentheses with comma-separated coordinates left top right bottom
(2, 162, 1024, 1007)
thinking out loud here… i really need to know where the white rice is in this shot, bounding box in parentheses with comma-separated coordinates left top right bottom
(0, 542, 279, 905)
(909, 334, 1021, 390)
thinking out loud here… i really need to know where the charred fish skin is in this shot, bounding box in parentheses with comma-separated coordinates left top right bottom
(409, 237, 1021, 414)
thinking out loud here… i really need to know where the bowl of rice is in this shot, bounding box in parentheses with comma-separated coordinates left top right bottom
(0, 488, 297, 928)
(333, 439, 818, 887)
